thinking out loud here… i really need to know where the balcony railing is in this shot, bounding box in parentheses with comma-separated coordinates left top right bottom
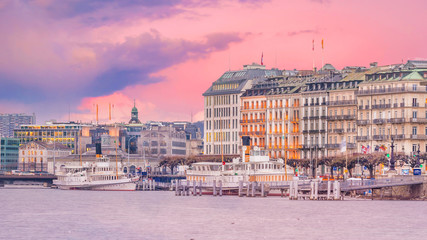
(347, 143, 356, 149)
(390, 118, 404, 124)
(327, 100, 357, 106)
(371, 104, 391, 109)
(356, 136, 370, 141)
(410, 118, 427, 123)
(325, 144, 340, 149)
(333, 129, 344, 134)
(357, 120, 370, 125)
(356, 86, 427, 95)
(411, 135, 427, 140)
(373, 135, 388, 141)
(391, 134, 405, 140)
(373, 119, 386, 124)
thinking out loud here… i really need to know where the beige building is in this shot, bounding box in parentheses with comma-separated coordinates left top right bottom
(203, 63, 282, 155)
(326, 73, 363, 156)
(356, 61, 427, 156)
(19, 141, 72, 173)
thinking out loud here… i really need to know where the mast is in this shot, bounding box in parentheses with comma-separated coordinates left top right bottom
(115, 125, 118, 179)
(220, 109, 224, 170)
(79, 130, 82, 166)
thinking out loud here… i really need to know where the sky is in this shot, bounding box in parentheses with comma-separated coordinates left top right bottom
(0, 0, 426, 124)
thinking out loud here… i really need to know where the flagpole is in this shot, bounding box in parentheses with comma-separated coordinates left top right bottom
(312, 39, 315, 72)
(321, 39, 324, 70)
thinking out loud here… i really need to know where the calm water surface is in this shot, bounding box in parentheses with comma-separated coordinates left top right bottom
(0, 189, 426, 240)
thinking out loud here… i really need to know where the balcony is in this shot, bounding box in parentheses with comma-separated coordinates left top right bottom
(319, 129, 326, 133)
(309, 116, 319, 120)
(356, 136, 370, 141)
(347, 143, 356, 149)
(357, 120, 370, 125)
(309, 130, 320, 134)
(325, 144, 340, 149)
(302, 116, 309, 120)
(390, 118, 405, 124)
(302, 130, 309, 134)
(391, 134, 405, 140)
(327, 100, 357, 106)
(342, 115, 356, 120)
(320, 116, 327, 120)
(373, 135, 388, 141)
(410, 118, 427, 123)
(411, 135, 427, 140)
(333, 129, 344, 134)
(373, 119, 385, 124)
(372, 104, 391, 109)
(358, 106, 363, 110)
(356, 86, 427, 95)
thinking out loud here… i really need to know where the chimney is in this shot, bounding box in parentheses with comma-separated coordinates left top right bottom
(370, 62, 378, 68)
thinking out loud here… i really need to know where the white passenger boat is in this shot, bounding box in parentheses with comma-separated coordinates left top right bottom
(53, 156, 138, 191)
(185, 147, 294, 191)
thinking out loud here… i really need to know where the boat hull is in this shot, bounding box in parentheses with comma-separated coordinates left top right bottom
(55, 179, 138, 191)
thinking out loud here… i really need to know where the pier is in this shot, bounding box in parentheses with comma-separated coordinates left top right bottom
(172, 175, 427, 200)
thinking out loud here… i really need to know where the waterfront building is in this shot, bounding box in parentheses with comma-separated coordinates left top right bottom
(140, 123, 187, 158)
(203, 63, 282, 155)
(326, 72, 364, 157)
(300, 74, 341, 161)
(356, 61, 427, 156)
(18, 141, 72, 173)
(14, 122, 84, 153)
(0, 137, 20, 171)
(0, 113, 35, 137)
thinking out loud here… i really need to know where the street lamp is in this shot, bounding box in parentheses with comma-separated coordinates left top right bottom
(416, 144, 420, 168)
(390, 137, 395, 171)
(127, 136, 136, 166)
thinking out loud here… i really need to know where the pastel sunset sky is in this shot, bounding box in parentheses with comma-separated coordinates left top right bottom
(1, 0, 426, 124)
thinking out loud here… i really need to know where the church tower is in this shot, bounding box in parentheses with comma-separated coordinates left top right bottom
(129, 99, 141, 124)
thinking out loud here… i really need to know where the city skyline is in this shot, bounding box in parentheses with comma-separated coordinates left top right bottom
(0, 0, 426, 124)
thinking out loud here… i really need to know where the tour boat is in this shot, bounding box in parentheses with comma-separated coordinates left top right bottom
(53, 156, 138, 191)
(185, 147, 294, 193)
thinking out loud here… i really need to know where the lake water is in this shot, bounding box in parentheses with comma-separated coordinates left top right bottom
(0, 189, 426, 240)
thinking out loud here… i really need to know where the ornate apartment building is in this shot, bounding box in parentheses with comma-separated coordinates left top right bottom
(203, 63, 281, 155)
(300, 76, 340, 160)
(356, 61, 427, 156)
(326, 72, 364, 156)
(206, 60, 427, 163)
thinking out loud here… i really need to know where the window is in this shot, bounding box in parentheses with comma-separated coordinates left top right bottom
(412, 98, 418, 107)
(413, 111, 418, 119)
(413, 84, 417, 91)
(412, 127, 417, 135)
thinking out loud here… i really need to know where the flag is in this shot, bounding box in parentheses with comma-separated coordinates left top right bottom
(362, 145, 367, 154)
(367, 145, 371, 153)
(374, 145, 379, 152)
(312, 39, 314, 51)
(321, 39, 324, 49)
(379, 145, 387, 152)
(340, 138, 346, 153)
(261, 52, 263, 65)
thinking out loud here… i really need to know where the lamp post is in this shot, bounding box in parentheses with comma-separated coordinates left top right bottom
(416, 144, 420, 168)
(390, 137, 395, 171)
(127, 135, 136, 166)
